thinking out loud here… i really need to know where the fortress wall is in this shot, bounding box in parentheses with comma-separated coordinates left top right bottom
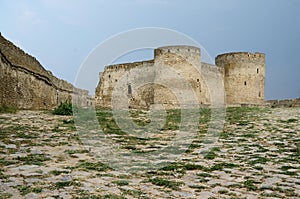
(95, 60, 155, 109)
(95, 46, 266, 109)
(201, 63, 225, 106)
(0, 52, 57, 109)
(153, 46, 211, 108)
(0, 34, 51, 79)
(215, 52, 265, 105)
(266, 98, 300, 108)
(0, 34, 93, 109)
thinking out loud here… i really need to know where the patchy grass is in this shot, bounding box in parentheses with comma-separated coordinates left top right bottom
(54, 181, 82, 189)
(1, 107, 299, 198)
(148, 177, 183, 190)
(16, 154, 50, 165)
(49, 170, 70, 176)
(64, 149, 89, 155)
(244, 179, 258, 191)
(0, 159, 16, 166)
(203, 147, 220, 160)
(209, 162, 238, 171)
(112, 180, 129, 186)
(75, 160, 111, 172)
(279, 118, 298, 123)
(0, 105, 17, 114)
(248, 156, 269, 165)
(16, 186, 42, 195)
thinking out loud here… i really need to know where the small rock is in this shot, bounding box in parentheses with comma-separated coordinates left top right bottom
(25, 193, 38, 199)
(60, 175, 72, 182)
(5, 144, 17, 149)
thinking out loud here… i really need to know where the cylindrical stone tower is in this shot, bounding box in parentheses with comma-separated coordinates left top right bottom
(215, 52, 265, 105)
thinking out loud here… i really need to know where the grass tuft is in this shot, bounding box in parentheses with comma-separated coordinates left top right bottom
(52, 102, 73, 115)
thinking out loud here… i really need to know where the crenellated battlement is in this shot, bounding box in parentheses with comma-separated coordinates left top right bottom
(215, 52, 265, 66)
(154, 45, 200, 57)
(105, 60, 154, 71)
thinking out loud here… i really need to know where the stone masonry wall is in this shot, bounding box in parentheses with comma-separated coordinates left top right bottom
(96, 46, 265, 109)
(0, 34, 93, 110)
(215, 52, 265, 106)
(95, 60, 155, 109)
(153, 46, 209, 108)
(96, 46, 214, 109)
(266, 98, 300, 108)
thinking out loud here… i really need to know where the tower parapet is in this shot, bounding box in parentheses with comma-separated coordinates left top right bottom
(154, 45, 200, 66)
(216, 52, 265, 65)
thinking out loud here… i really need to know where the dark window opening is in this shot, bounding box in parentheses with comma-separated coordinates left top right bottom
(197, 79, 200, 82)
(244, 81, 247, 86)
(128, 84, 132, 95)
(259, 92, 261, 97)
(168, 49, 170, 53)
(108, 74, 111, 78)
(177, 49, 179, 51)
(115, 79, 117, 82)
(257, 68, 259, 74)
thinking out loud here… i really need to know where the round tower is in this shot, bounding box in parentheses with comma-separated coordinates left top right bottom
(215, 52, 265, 105)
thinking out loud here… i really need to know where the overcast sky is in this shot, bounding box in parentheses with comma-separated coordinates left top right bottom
(1, 0, 299, 100)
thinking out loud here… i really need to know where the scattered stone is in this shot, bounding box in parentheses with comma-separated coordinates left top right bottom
(4, 144, 17, 149)
(0, 108, 299, 198)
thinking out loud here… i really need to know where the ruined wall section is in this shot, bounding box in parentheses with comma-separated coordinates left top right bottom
(266, 98, 300, 108)
(0, 34, 93, 109)
(95, 60, 155, 109)
(215, 52, 265, 105)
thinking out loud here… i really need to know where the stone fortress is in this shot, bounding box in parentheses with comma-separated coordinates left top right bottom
(0, 33, 93, 110)
(95, 46, 266, 109)
(0, 33, 267, 110)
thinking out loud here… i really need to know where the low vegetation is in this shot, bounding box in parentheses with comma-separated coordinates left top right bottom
(52, 102, 73, 115)
(0, 105, 17, 114)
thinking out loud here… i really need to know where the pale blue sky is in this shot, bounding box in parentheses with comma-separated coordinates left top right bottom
(1, 0, 299, 99)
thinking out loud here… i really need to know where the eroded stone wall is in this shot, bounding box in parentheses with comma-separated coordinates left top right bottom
(266, 98, 300, 108)
(95, 60, 155, 109)
(0, 34, 93, 110)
